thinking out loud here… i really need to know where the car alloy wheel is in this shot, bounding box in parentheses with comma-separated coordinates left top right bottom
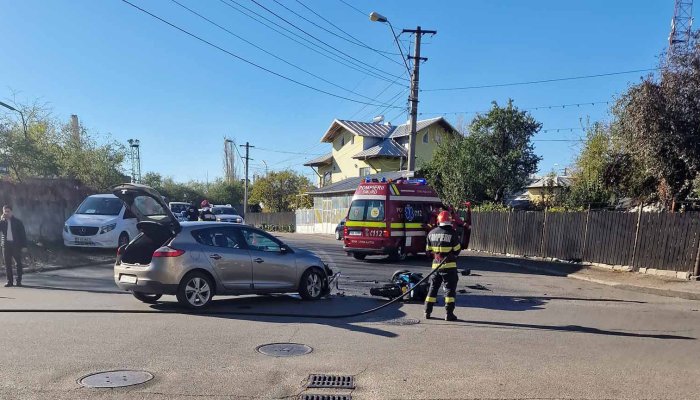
(177, 272, 214, 309)
(185, 277, 211, 306)
(299, 269, 325, 300)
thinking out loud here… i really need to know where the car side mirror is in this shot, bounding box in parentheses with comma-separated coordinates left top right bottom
(280, 244, 290, 254)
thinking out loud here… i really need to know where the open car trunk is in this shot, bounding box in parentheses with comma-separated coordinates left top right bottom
(119, 222, 175, 265)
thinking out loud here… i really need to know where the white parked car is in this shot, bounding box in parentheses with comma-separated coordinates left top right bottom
(212, 205, 245, 224)
(63, 194, 139, 248)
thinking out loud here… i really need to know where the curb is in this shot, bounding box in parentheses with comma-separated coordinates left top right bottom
(0, 260, 113, 278)
(514, 263, 700, 301)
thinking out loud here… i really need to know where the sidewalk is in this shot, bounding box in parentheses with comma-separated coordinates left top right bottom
(0, 244, 114, 277)
(469, 250, 700, 301)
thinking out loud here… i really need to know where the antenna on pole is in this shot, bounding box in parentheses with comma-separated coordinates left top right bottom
(669, 0, 694, 56)
(127, 139, 141, 184)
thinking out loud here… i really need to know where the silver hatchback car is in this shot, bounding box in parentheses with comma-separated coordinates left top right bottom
(113, 184, 333, 309)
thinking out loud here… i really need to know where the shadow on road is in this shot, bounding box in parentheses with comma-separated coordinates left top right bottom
(433, 318, 695, 340)
(463, 253, 584, 276)
(148, 294, 404, 338)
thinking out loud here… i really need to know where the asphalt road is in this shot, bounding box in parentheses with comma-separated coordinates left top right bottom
(0, 233, 698, 399)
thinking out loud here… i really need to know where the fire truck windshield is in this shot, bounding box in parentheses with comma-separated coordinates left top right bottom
(348, 200, 385, 222)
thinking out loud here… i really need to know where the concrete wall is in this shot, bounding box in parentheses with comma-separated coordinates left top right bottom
(0, 178, 95, 243)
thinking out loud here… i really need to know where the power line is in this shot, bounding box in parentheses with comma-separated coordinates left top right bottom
(337, 0, 366, 17)
(218, 0, 405, 86)
(248, 0, 407, 82)
(347, 76, 408, 119)
(255, 146, 325, 156)
(170, 0, 397, 106)
(420, 100, 612, 116)
(362, 88, 408, 121)
(422, 68, 659, 92)
(120, 0, 402, 108)
(289, 0, 404, 61)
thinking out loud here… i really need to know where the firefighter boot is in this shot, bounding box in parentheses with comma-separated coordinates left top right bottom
(424, 302, 434, 319)
(445, 302, 457, 321)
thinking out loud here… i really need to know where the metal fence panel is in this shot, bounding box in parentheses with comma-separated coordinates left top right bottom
(506, 212, 545, 257)
(543, 212, 586, 261)
(634, 213, 700, 273)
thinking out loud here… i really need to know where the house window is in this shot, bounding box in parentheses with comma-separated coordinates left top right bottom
(435, 132, 442, 144)
(359, 167, 371, 177)
(341, 135, 345, 146)
(350, 135, 354, 145)
(322, 171, 332, 186)
(422, 132, 429, 143)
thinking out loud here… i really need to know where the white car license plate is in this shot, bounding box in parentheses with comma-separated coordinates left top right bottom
(349, 231, 361, 236)
(119, 275, 137, 284)
(75, 237, 92, 244)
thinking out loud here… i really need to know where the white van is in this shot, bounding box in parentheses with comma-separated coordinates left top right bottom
(63, 194, 139, 248)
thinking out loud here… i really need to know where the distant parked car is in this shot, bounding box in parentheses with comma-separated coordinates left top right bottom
(335, 219, 345, 240)
(63, 194, 139, 248)
(169, 202, 190, 222)
(112, 184, 334, 308)
(211, 205, 245, 224)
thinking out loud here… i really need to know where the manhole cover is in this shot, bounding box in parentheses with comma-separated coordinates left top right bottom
(307, 374, 355, 389)
(79, 370, 153, 388)
(257, 343, 313, 357)
(301, 395, 352, 400)
(368, 317, 420, 326)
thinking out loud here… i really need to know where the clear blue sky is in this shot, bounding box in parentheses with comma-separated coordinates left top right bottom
(0, 0, 677, 183)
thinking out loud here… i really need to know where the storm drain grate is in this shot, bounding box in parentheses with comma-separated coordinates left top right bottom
(300, 395, 351, 400)
(307, 374, 355, 389)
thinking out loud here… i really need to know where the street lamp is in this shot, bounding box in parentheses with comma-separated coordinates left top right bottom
(369, 12, 410, 76)
(370, 12, 436, 173)
(0, 101, 28, 139)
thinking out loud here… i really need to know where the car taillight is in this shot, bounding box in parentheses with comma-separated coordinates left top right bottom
(343, 226, 348, 236)
(153, 247, 185, 258)
(383, 229, 390, 238)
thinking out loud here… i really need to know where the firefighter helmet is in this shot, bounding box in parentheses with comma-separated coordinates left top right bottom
(437, 210, 452, 226)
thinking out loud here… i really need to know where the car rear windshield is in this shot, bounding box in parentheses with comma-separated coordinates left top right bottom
(348, 200, 385, 221)
(213, 207, 238, 215)
(76, 197, 123, 216)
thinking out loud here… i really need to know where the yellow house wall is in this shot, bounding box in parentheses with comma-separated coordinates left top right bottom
(414, 125, 455, 168)
(527, 187, 565, 203)
(331, 129, 372, 180)
(366, 158, 401, 173)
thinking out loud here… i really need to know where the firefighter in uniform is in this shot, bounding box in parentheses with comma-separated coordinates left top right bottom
(424, 210, 461, 321)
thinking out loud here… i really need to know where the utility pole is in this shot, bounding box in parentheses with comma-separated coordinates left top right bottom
(403, 26, 436, 173)
(240, 142, 254, 217)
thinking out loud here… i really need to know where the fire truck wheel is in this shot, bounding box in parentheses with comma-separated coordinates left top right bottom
(389, 246, 407, 262)
(352, 253, 366, 260)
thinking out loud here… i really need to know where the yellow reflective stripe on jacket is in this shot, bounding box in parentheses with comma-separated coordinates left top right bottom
(427, 246, 455, 253)
(390, 222, 424, 229)
(345, 221, 386, 228)
(445, 297, 456, 303)
(432, 262, 457, 269)
(453, 244, 462, 251)
(425, 296, 437, 303)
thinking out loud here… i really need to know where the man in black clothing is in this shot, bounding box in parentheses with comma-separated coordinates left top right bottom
(0, 205, 27, 287)
(186, 202, 199, 222)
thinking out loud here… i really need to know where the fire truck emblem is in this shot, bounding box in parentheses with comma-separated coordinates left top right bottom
(404, 205, 415, 222)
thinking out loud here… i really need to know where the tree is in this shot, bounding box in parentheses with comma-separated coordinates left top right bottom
(0, 103, 128, 190)
(563, 123, 614, 208)
(610, 41, 700, 208)
(423, 100, 541, 205)
(249, 170, 313, 212)
(206, 179, 244, 206)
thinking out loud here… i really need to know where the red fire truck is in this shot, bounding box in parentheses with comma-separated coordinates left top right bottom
(343, 177, 470, 261)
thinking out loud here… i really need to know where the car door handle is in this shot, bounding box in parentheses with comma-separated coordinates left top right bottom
(253, 257, 264, 263)
(209, 254, 222, 260)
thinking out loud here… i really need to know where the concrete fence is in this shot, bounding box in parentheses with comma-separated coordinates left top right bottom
(0, 178, 95, 243)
